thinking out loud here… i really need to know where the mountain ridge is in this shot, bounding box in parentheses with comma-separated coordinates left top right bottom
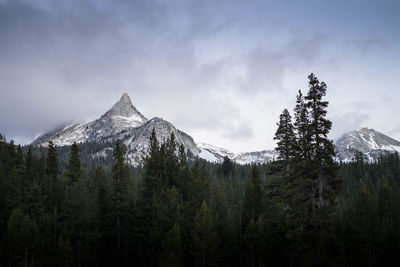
(32, 93, 400, 166)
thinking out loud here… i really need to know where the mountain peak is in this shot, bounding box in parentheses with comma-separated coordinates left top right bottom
(335, 127, 400, 162)
(359, 127, 373, 134)
(103, 93, 148, 122)
(120, 92, 132, 105)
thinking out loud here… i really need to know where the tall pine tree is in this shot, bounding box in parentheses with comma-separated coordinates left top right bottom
(304, 73, 339, 213)
(274, 109, 296, 174)
(66, 142, 82, 185)
(112, 140, 131, 253)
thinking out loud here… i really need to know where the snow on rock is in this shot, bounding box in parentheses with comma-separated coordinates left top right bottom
(32, 93, 199, 167)
(234, 150, 278, 165)
(32, 93, 400, 166)
(32, 93, 149, 147)
(199, 148, 219, 163)
(334, 127, 400, 162)
(197, 142, 278, 165)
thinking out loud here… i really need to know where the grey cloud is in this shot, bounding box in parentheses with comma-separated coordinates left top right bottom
(386, 126, 400, 141)
(235, 33, 331, 94)
(0, 0, 247, 143)
(344, 37, 387, 58)
(1, 0, 398, 152)
(223, 123, 254, 140)
(330, 111, 370, 140)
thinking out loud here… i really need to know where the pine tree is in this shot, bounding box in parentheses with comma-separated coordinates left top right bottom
(15, 145, 25, 204)
(215, 185, 241, 266)
(46, 140, 59, 181)
(349, 182, 378, 267)
(153, 186, 183, 266)
(293, 90, 311, 162)
(66, 142, 82, 184)
(164, 133, 178, 189)
(136, 129, 164, 266)
(159, 223, 183, 267)
(25, 147, 34, 183)
(141, 129, 162, 218)
(46, 140, 60, 212)
(176, 144, 190, 200)
(271, 74, 341, 265)
(192, 200, 218, 266)
(7, 208, 38, 267)
(37, 153, 46, 186)
(274, 109, 296, 174)
(243, 218, 262, 267)
(242, 165, 263, 225)
(90, 166, 114, 266)
(111, 140, 130, 252)
(304, 73, 339, 213)
(64, 142, 98, 266)
(222, 156, 234, 178)
(377, 176, 400, 266)
(3, 141, 20, 213)
(27, 181, 46, 265)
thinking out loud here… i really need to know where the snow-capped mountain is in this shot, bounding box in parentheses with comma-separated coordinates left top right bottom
(32, 93, 278, 166)
(122, 117, 200, 166)
(31, 94, 400, 166)
(197, 143, 278, 164)
(32, 93, 200, 166)
(197, 143, 235, 163)
(32, 93, 148, 146)
(197, 127, 400, 164)
(335, 127, 400, 162)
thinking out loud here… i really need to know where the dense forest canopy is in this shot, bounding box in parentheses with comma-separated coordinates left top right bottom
(1, 74, 400, 267)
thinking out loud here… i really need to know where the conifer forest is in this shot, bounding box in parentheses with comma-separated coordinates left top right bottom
(1, 74, 400, 267)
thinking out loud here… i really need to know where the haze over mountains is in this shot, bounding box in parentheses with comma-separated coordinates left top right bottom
(32, 93, 400, 166)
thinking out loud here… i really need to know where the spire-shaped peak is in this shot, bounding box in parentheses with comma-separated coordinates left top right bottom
(120, 92, 132, 105)
(111, 93, 136, 116)
(102, 93, 148, 125)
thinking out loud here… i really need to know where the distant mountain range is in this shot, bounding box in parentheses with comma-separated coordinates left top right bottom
(32, 93, 400, 166)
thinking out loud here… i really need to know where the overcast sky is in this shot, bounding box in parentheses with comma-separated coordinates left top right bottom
(1, 0, 399, 152)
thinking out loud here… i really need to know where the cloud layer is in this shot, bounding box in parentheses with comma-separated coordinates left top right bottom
(1, 0, 399, 152)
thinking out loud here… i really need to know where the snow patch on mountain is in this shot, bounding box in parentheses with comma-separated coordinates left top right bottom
(197, 142, 278, 165)
(198, 148, 219, 163)
(335, 127, 400, 162)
